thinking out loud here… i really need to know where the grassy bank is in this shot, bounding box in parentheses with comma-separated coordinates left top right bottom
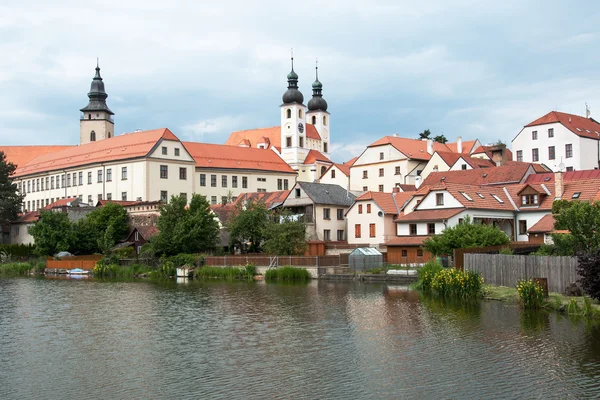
(0, 261, 46, 276)
(194, 265, 255, 281)
(93, 263, 167, 279)
(484, 285, 600, 319)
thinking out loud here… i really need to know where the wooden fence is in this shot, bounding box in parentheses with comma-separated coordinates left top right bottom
(464, 254, 580, 293)
(454, 242, 540, 270)
(46, 255, 102, 270)
(203, 254, 349, 268)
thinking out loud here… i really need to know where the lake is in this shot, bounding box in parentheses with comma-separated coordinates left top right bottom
(1, 277, 599, 399)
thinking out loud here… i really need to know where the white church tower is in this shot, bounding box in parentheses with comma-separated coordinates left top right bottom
(306, 61, 330, 157)
(79, 61, 114, 145)
(280, 55, 308, 169)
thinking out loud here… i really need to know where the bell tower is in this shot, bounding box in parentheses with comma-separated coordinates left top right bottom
(80, 60, 114, 145)
(306, 60, 330, 156)
(280, 52, 307, 166)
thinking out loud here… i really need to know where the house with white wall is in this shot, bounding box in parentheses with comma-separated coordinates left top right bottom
(346, 189, 415, 247)
(512, 110, 600, 172)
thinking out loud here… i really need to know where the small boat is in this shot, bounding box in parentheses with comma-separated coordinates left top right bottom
(68, 268, 90, 275)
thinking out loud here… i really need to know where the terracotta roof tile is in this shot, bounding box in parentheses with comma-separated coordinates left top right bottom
(394, 208, 464, 222)
(525, 111, 600, 140)
(528, 214, 555, 233)
(44, 197, 80, 209)
(13, 211, 40, 224)
(355, 191, 415, 215)
(225, 124, 322, 150)
(1, 146, 75, 169)
(397, 184, 416, 192)
(422, 163, 534, 187)
(304, 149, 331, 164)
(231, 190, 290, 209)
(446, 140, 479, 154)
(134, 225, 159, 239)
(525, 169, 600, 184)
(438, 183, 517, 211)
(368, 136, 452, 161)
(14, 128, 178, 177)
(182, 142, 296, 174)
(385, 236, 432, 246)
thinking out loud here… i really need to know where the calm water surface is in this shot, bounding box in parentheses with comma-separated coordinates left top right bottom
(1, 277, 599, 399)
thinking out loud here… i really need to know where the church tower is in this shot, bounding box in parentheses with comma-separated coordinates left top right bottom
(306, 61, 330, 156)
(280, 54, 308, 167)
(80, 61, 114, 145)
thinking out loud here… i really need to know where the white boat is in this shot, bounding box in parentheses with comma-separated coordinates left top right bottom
(68, 268, 90, 275)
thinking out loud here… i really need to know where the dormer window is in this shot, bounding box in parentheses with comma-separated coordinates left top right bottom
(521, 194, 538, 205)
(572, 192, 581, 199)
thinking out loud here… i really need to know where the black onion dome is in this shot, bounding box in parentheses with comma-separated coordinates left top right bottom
(80, 62, 113, 114)
(307, 64, 327, 111)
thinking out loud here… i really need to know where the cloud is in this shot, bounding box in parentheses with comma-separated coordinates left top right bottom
(180, 115, 255, 142)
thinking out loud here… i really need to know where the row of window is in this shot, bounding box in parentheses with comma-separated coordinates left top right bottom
(284, 136, 329, 152)
(323, 229, 344, 241)
(161, 146, 181, 156)
(531, 128, 554, 140)
(19, 167, 130, 194)
(516, 144, 572, 162)
(354, 224, 377, 238)
(23, 191, 129, 212)
(361, 166, 403, 179)
(284, 109, 328, 126)
(322, 208, 345, 220)
(160, 165, 187, 180)
(407, 223, 437, 236)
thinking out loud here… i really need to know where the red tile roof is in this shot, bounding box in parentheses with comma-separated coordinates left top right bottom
(45, 197, 80, 209)
(525, 111, 600, 140)
(14, 128, 178, 177)
(182, 142, 296, 174)
(446, 140, 479, 154)
(355, 191, 415, 215)
(1, 146, 75, 169)
(231, 190, 291, 209)
(304, 149, 331, 164)
(525, 169, 600, 184)
(438, 183, 517, 211)
(528, 214, 556, 233)
(97, 200, 144, 207)
(225, 124, 322, 150)
(13, 211, 40, 224)
(385, 236, 432, 246)
(395, 208, 464, 222)
(422, 163, 535, 187)
(134, 225, 159, 239)
(397, 184, 417, 192)
(367, 136, 453, 161)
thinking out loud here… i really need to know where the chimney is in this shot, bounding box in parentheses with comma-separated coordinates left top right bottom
(427, 139, 433, 155)
(456, 136, 463, 153)
(490, 144, 506, 166)
(393, 186, 400, 193)
(554, 171, 563, 200)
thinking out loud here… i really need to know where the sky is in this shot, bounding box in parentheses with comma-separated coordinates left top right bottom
(1, 0, 599, 163)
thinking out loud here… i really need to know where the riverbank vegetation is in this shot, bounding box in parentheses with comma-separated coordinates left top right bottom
(485, 285, 600, 319)
(0, 261, 46, 276)
(194, 264, 256, 281)
(264, 266, 310, 282)
(413, 260, 483, 299)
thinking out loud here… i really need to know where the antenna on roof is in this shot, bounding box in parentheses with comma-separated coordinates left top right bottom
(586, 102, 591, 119)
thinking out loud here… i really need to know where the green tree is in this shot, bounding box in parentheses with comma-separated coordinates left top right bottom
(551, 200, 600, 255)
(29, 211, 75, 256)
(0, 151, 25, 225)
(262, 212, 307, 255)
(86, 202, 129, 243)
(228, 200, 269, 253)
(418, 129, 431, 140)
(433, 135, 448, 144)
(423, 216, 510, 256)
(148, 194, 219, 255)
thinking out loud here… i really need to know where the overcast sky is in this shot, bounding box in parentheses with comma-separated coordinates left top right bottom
(2, 0, 599, 162)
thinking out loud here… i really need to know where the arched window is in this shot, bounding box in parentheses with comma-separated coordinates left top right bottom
(286, 109, 291, 119)
(298, 109, 303, 118)
(90, 131, 96, 142)
(311, 116, 316, 124)
(323, 116, 327, 125)
(321, 166, 327, 176)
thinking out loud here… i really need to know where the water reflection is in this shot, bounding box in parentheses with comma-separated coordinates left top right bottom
(0, 278, 599, 400)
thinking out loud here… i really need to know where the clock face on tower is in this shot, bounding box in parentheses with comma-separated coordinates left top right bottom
(298, 123, 304, 133)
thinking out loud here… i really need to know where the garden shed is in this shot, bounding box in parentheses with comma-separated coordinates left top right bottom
(349, 247, 383, 273)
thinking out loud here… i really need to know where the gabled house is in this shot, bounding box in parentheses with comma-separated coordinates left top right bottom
(346, 189, 415, 247)
(511, 110, 600, 171)
(419, 151, 496, 179)
(123, 226, 159, 255)
(319, 157, 358, 190)
(282, 182, 356, 241)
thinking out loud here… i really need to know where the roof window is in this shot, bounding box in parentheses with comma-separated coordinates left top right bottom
(572, 192, 581, 199)
(491, 194, 504, 203)
(576, 128, 582, 132)
(544, 177, 551, 181)
(459, 191, 473, 201)
(476, 192, 484, 198)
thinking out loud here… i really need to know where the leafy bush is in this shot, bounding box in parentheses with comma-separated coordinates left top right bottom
(244, 263, 256, 277)
(0, 244, 36, 257)
(576, 250, 600, 301)
(413, 260, 443, 290)
(93, 263, 119, 277)
(113, 247, 136, 259)
(264, 266, 310, 282)
(170, 253, 202, 268)
(498, 247, 513, 255)
(366, 268, 384, 274)
(430, 269, 484, 299)
(516, 279, 545, 309)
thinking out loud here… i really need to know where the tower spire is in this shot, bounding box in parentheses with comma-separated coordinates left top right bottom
(80, 61, 113, 115)
(282, 50, 303, 104)
(308, 58, 327, 112)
